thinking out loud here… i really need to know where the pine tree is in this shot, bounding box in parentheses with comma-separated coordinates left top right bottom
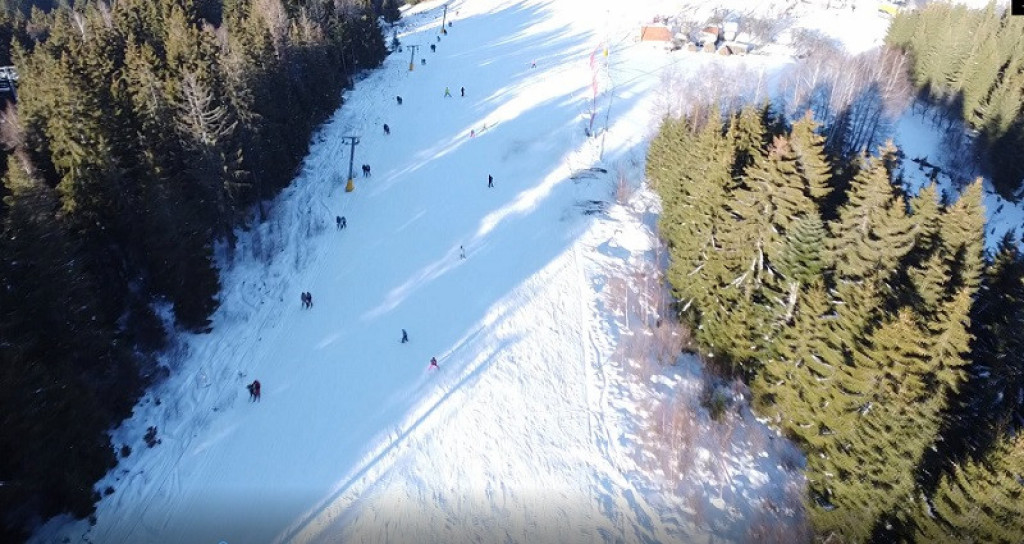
(695, 109, 781, 366)
(909, 251, 951, 317)
(788, 110, 832, 204)
(915, 432, 1024, 544)
(830, 143, 915, 283)
(925, 287, 974, 391)
(774, 213, 828, 289)
(959, 6, 1005, 128)
(811, 309, 940, 541)
(726, 104, 766, 178)
(910, 183, 943, 253)
(940, 179, 985, 296)
(655, 108, 733, 317)
(735, 135, 818, 244)
(753, 284, 844, 445)
(969, 234, 1024, 432)
(0, 152, 131, 533)
(381, 0, 401, 24)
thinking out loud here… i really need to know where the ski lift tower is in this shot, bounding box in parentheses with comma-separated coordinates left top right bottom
(407, 44, 420, 71)
(341, 136, 360, 192)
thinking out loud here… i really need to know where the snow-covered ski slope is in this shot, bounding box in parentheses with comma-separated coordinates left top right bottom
(31, 0, 1016, 543)
(35, 0, 722, 541)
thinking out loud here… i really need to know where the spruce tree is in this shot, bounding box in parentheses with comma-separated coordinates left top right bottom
(726, 104, 766, 178)
(695, 108, 779, 366)
(909, 183, 943, 253)
(788, 111, 832, 204)
(915, 432, 1024, 544)
(381, 0, 401, 24)
(830, 144, 915, 283)
(812, 309, 939, 541)
(735, 135, 818, 241)
(968, 234, 1024, 433)
(940, 179, 985, 296)
(753, 284, 844, 446)
(655, 108, 732, 318)
(0, 152, 130, 533)
(774, 213, 829, 289)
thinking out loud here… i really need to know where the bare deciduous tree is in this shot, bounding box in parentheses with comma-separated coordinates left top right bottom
(779, 45, 913, 154)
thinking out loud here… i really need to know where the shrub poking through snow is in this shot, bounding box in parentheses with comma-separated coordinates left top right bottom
(700, 383, 732, 422)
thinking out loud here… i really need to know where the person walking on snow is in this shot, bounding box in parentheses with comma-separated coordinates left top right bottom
(488, 174, 494, 188)
(248, 380, 261, 402)
(444, 87, 452, 97)
(301, 291, 308, 308)
(428, 357, 439, 370)
(336, 216, 343, 229)
(460, 245, 466, 259)
(383, 123, 390, 135)
(401, 329, 409, 343)
(460, 86, 465, 97)
(470, 129, 475, 138)
(340, 216, 347, 229)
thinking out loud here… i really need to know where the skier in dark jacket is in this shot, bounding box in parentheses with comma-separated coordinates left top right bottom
(384, 124, 390, 135)
(428, 357, 439, 370)
(248, 380, 261, 402)
(488, 174, 494, 188)
(401, 329, 409, 343)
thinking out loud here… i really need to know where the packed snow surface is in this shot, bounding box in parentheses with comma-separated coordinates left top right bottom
(32, 0, 1022, 543)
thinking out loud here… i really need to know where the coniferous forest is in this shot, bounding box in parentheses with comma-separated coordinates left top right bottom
(0, 0, 391, 539)
(886, 2, 1024, 196)
(648, 104, 1024, 542)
